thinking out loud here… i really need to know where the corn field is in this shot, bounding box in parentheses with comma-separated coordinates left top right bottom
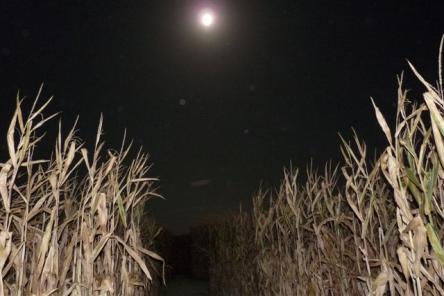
(207, 38, 444, 295)
(0, 90, 164, 295)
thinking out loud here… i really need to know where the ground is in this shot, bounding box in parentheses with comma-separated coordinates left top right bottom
(161, 276, 209, 296)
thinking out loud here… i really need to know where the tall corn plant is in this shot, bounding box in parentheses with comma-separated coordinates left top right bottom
(0, 90, 164, 295)
(369, 36, 444, 295)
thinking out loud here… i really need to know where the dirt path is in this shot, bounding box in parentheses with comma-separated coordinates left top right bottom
(160, 276, 209, 296)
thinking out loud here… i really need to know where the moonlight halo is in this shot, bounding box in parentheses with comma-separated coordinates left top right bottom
(199, 9, 215, 28)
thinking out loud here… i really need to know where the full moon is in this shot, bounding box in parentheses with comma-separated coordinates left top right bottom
(199, 10, 215, 28)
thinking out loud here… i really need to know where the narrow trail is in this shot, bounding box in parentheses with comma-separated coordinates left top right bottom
(161, 276, 209, 296)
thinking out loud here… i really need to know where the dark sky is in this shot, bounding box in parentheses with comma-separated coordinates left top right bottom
(1, 1, 443, 233)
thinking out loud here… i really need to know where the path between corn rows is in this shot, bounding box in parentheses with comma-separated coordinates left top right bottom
(161, 276, 209, 296)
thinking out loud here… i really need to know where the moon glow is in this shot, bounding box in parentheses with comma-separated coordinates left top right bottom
(199, 10, 215, 28)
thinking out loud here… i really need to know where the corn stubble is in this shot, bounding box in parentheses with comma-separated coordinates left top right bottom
(208, 38, 444, 295)
(0, 90, 164, 295)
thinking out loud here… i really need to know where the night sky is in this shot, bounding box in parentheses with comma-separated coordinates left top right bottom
(1, 1, 443, 233)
